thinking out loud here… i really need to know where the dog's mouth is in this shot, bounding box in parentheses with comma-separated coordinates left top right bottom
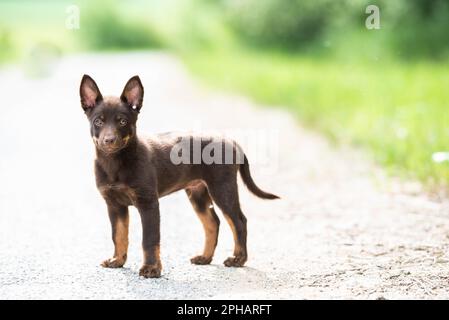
(93, 137, 127, 154)
(93, 136, 132, 154)
(99, 144, 123, 154)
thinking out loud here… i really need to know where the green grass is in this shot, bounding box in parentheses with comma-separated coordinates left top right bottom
(182, 48, 449, 189)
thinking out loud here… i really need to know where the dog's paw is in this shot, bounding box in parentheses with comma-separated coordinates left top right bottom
(223, 255, 247, 267)
(190, 255, 212, 265)
(101, 257, 126, 268)
(139, 263, 162, 278)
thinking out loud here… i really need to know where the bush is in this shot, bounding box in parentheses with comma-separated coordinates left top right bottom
(388, 0, 449, 59)
(224, 0, 337, 50)
(80, 3, 163, 50)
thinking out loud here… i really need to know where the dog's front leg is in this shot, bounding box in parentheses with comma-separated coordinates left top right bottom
(101, 204, 129, 268)
(137, 198, 162, 278)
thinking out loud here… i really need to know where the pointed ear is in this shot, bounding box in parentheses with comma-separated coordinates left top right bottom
(80, 75, 103, 111)
(120, 75, 144, 111)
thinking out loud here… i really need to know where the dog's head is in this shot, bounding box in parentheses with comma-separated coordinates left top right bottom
(80, 75, 144, 154)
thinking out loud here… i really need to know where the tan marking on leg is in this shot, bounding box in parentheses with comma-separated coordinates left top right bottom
(114, 216, 129, 261)
(224, 215, 243, 256)
(197, 210, 219, 259)
(101, 214, 129, 268)
(187, 185, 220, 265)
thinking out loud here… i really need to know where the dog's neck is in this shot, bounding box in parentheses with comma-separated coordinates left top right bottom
(95, 135, 138, 180)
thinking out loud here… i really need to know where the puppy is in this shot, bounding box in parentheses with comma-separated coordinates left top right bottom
(80, 75, 279, 278)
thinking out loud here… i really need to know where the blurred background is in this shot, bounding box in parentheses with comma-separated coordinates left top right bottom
(0, 0, 448, 190)
(2, 0, 449, 299)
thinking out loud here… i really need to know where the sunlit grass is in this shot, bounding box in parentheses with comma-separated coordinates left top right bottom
(183, 48, 449, 189)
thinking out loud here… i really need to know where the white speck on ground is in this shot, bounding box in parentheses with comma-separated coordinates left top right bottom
(0, 52, 449, 299)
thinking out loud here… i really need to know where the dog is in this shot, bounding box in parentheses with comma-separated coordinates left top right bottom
(80, 75, 279, 278)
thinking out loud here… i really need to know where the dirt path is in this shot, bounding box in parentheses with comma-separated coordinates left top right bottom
(1, 52, 449, 299)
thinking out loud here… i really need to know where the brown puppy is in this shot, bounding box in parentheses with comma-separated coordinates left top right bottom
(80, 75, 279, 278)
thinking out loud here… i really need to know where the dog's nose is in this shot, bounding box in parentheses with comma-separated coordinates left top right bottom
(103, 135, 117, 145)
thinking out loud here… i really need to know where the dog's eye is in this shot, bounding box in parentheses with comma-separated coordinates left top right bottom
(94, 119, 104, 127)
(119, 119, 128, 126)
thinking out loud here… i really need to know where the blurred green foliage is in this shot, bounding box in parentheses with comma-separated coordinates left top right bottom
(224, 0, 337, 50)
(79, 1, 164, 50)
(388, 0, 449, 59)
(0, 27, 14, 62)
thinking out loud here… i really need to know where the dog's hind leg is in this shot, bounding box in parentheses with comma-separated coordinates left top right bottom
(186, 183, 220, 265)
(206, 180, 248, 267)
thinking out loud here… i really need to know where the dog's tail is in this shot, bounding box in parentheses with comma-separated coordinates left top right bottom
(239, 154, 280, 200)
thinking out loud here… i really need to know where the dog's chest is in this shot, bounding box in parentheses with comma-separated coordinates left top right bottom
(98, 183, 137, 206)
